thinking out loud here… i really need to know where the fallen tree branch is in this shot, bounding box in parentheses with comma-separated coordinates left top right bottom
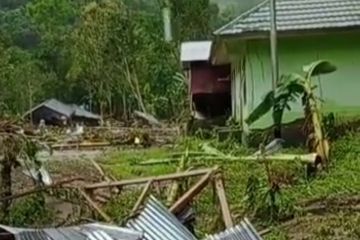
(84, 167, 214, 190)
(0, 177, 83, 202)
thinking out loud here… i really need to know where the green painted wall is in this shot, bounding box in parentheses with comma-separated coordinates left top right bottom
(245, 32, 360, 128)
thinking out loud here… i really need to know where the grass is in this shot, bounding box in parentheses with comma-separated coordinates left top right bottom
(99, 132, 360, 238)
(284, 133, 360, 202)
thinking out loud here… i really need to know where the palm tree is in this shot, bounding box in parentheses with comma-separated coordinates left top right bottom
(246, 60, 337, 163)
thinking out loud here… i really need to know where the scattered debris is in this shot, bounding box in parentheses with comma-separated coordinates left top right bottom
(134, 111, 162, 127)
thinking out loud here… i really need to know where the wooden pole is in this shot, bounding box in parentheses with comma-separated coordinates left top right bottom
(214, 174, 233, 228)
(170, 170, 215, 214)
(0, 177, 83, 202)
(270, 0, 281, 137)
(131, 180, 153, 215)
(270, 0, 278, 91)
(84, 168, 214, 190)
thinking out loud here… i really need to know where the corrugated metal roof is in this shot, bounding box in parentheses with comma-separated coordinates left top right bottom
(0, 223, 142, 240)
(214, 0, 360, 36)
(181, 41, 212, 62)
(71, 104, 101, 120)
(23, 98, 101, 120)
(204, 218, 263, 240)
(45, 99, 74, 117)
(127, 195, 197, 240)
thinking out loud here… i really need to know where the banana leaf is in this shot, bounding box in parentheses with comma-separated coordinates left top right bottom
(303, 60, 337, 77)
(246, 91, 274, 125)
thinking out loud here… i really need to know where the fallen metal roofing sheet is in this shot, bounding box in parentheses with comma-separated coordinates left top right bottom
(214, 0, 360, 36)
(0, 223, 143, 240)
(126, 195, 197, 240)
(203, 218, 263, 240)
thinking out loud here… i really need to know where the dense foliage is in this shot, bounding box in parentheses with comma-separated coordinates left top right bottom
(0, 0, 248, 120)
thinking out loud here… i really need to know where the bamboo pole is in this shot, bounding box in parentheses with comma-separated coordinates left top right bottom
(138, 153, 321, 166)
(84, 168, 214, 190)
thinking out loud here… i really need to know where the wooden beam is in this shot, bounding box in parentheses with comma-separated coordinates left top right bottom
(169, 169, 216, 214)
(78, 188, 113, 223)
(52, 142, 110, 150)
(84, 168, 214, 190)
(131, 180, 153, 215)
(215, 174, 233, 228)
(89, 159, 110, 181)
(0, 177, 83, 202)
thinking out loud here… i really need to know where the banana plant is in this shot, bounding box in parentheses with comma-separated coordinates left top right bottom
(246, 60, 337, 163)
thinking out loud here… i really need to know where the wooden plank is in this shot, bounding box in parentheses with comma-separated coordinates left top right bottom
(169, 170, 215, 214)
(84, 168, 214, 190)
(89, 158, 110, 181)
(52, 142, 110, 150)
(131, 180, 153, 215)
(215, 174, 233, 228)
(0, 177, 82, 202)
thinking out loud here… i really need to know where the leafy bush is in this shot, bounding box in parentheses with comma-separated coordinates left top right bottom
(8, 194, 55, 227)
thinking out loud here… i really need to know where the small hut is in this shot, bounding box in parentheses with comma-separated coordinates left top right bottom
(181, 41, 231, 119)
(23, 99, 101, 126)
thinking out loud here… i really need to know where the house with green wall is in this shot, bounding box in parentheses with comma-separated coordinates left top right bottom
(213, 0, 360, 129)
